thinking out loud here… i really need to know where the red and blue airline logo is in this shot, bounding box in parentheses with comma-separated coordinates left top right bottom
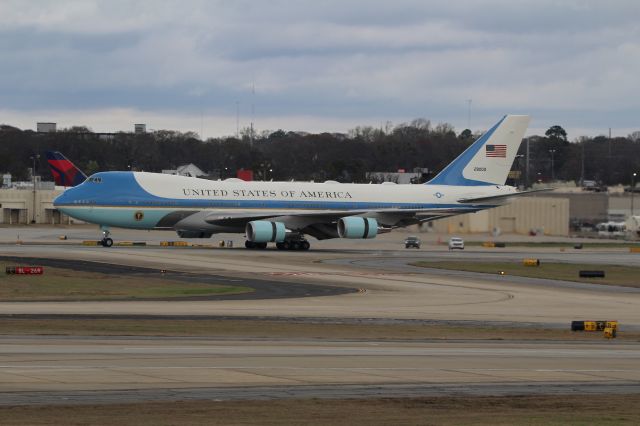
(46, 151, 87, 187)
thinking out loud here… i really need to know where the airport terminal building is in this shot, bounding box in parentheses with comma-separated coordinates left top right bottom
(0, 187, 68, 225)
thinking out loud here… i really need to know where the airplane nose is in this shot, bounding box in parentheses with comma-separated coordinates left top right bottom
(53, 188, 74, 208)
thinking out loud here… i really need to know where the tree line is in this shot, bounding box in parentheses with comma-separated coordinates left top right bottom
(1, 121, 638, 187)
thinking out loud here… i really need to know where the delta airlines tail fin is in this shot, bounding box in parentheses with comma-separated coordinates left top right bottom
(46, 151, 87, 187)
(427, 115, 530, 186)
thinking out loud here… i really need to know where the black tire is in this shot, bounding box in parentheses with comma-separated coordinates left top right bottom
(245, 240, 255, 249)
(276, 242, 285, 250)
(290, 241, 300, 250)
(257, 242, 267, 249)
(301, 241, 310, 251)
(282, 241, 290, 250)
(102, 238, 113, 247)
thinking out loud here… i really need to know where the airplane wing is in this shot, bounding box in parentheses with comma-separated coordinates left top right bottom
(203, 206, 469, 226)
(457, 188, 553, 204)
(200, 206, 475, 240)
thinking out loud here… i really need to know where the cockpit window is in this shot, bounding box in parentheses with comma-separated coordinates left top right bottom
(88, 176, 103, 183)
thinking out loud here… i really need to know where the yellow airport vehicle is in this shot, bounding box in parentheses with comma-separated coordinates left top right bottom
(604, 327, 617, 339)
(571, 320, 619, 339)
(160, 241, 188, 247)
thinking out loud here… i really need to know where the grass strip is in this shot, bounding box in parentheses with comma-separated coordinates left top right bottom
(465, 241, 640, 249)
(1, 318, 638, 341)
(2, 395, 640, 425)
(413, 260, 640, 288)
(0, 263, 251, 301)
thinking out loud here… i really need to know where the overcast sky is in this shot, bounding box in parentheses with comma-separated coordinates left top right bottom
(1, 0, 639, 139)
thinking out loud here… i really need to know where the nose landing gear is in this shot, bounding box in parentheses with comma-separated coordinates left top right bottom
(100, 227, 113, 247)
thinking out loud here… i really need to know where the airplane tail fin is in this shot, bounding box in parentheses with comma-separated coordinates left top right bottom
(45, 151, 88, 187)
(427, 115, 530, 186)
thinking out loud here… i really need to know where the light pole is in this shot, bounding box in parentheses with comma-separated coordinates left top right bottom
(515, 154, 525, 188)
(632, 172, 637, 217)
(525, 138, 530, 188)
(260, 162, 271, 181)
(548, 149, 556, 181)
(29, 154, 40, 223)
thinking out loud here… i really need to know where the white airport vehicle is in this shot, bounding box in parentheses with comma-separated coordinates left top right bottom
(448, 237, 465, 250)
(596, 221, 627, 238)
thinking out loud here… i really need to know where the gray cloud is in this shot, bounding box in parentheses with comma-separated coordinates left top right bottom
(0, 0, 638, 138)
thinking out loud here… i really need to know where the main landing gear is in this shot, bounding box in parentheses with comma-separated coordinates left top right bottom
(100, 227, 113, 247)
(244, 234, 310, 251)
(275, 239, 310, 251)
(244, 241, 267, 249)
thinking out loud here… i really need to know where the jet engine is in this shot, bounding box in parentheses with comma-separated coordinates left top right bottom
(337, 217, 378, 239)
(246, 220, 286, 243)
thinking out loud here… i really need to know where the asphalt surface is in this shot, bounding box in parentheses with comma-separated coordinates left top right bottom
(2, 335, 640, 405)
(2, 228, 640, 405)
(2, 244, 640, 327)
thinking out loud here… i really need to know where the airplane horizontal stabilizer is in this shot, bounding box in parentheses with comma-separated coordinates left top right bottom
(457, 188, 553, 204)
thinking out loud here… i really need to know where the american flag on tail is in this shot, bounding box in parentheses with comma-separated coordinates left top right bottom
(485, 144, 507, 158)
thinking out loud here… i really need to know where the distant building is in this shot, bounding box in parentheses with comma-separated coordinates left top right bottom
(237, 169, 254, 181)
(2, 174, 11, 188)
(367, 172, 422, 184)
(37, 122, 56, 133)
(430, 197, 570, 236)
(134, 123, 146, 133)
(161, 163, 206, 178)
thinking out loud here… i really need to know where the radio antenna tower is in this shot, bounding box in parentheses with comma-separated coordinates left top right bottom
(250, 80, 255, 146)
(236, 101, 240, 139)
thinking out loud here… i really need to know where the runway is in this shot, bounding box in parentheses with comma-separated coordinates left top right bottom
(2, 335, 639, 405)
(2, 229, 640, 404)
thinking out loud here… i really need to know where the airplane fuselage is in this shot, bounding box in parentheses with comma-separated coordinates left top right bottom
(54, 171, 514, 231)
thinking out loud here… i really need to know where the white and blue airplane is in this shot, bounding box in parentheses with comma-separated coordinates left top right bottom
(54, 115, 537, 250)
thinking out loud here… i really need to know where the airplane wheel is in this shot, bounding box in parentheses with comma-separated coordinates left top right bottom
(245, 240, 255, 249)
(301, 241, 310, 251)
(276, 242, 285, 250)
(257, 242, 267, 249)
(290, 241, 300, 250)
(282, 241, 290, 250)
(101, 238, 113, 248)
